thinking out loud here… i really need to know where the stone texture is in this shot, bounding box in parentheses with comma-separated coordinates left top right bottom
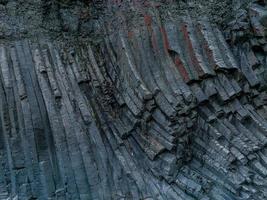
(0, 0, 267, 200)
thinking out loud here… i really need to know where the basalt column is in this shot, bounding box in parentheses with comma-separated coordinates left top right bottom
(0, 0, 267, 200)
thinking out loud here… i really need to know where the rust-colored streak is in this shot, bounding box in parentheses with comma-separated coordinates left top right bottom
(144, 14, 152, 27)
(181, 23, 204, 77)
(144, 15, 159, 52)
(175, 55, 190, 82)
(160, 26, 170, 54)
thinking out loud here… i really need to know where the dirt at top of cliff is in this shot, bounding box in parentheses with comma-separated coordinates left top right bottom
(0, 0, 254, 42)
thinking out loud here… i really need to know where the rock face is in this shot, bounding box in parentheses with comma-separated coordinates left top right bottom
(0, 0, 267, 199)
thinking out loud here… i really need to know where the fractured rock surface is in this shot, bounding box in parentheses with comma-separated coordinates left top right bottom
(0, 0, 267, 199)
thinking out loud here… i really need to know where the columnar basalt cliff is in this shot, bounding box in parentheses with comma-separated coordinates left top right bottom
(0, 0, 267, 200)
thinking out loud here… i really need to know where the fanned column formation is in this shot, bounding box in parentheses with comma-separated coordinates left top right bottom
(0, 1, 267, 200)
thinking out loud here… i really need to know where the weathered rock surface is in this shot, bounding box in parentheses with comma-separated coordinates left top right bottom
(0, 0, 267, 200)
